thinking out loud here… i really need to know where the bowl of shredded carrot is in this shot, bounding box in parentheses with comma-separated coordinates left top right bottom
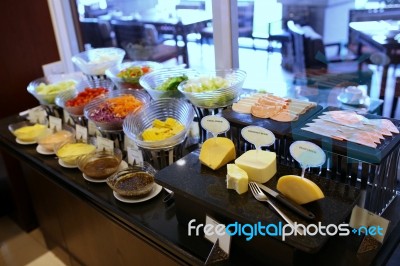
(84, 89, 151, 131)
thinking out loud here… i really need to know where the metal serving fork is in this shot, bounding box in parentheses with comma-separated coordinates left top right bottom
(249, 182, 304, 236)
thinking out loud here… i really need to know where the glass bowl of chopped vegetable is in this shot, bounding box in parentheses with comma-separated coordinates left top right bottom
(139, 68, 199, 100)
(123, 98, 194, 150)
(55, 79, 113, 117)
(177, 69, 247, 109)
(27, 76, 82, 106)
(105, 61, 163, 90)
(71, 47, 126, 76)
(84, 89, 151, 132)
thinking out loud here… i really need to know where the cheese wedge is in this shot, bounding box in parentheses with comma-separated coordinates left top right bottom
(235, 150, 276, 183)
(226, 164, 248, 194)
(199, 137, 236, 170)
(277, 175, 324, 205)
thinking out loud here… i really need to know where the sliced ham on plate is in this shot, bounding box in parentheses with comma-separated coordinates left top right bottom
(232, 92, 317, 121)
(251, 104, 280, 118)
(232, 102, 252, 114)
(271, 110, 298, 122)
(366, 119, 399, 134)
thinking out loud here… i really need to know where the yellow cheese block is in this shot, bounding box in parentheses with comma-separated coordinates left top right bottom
(277, 175, 324, 205)
(234, 150, 276, 183)
(226, 164, 248, 194)
(199, 137, 236, 170)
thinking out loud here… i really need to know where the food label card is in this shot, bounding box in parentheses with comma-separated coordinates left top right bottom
(75, 125, 88, 143)
(241, 126, 275, 149)
(28, 107, 47, 125)
(204, 215, 231, 255)
(289, 140, 326, 168)
(88, 120, 97, 136)
(49, 116, 62, 132)
(349, 205, 389, 243)
(127, 146, 144, 166)
(63, 109, 75, 126)
(124, 135, 138, 151)
(201, 115, 230, 137)
(97, 136, 114, 152)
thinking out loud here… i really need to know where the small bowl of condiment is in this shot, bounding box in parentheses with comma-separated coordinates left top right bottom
(9, 121, 49, 144)
(106, 162, 156, 198)
(55, 142, 97, 167)
(37, 124, 75, 153)
(77, 148, 123, 180)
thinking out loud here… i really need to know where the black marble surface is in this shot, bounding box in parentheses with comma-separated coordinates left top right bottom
(291, 107, 400, 164)
(2, 114, 400, 265)
(156, 150, 361, 254)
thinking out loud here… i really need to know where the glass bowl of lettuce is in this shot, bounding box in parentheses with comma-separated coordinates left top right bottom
(139, 68, 199, 100)
(105, 61, 163, 90)
(177, 69, 247, 109)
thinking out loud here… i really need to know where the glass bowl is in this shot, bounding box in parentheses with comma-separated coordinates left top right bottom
(55, 141, 96, 166)
(27, 76, 82, 105)
(55, 79, 114, 117)
(177, 69, 246, 108)
(8, 121, 49, 143)
(84, 89, 151, 131)
(105, 61, 163, 90)
(123, 98, 194, 150)
(139, 68, 199, 100)
(77, 148, 123, 180)
(106, 162, 157, 197)
(37, 124, 76, 153)
(71, 47, 126, 76)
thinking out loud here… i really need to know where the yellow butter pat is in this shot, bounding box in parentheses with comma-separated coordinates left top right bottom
(199, 137, 236, 170)
(277, 175, 324, 205)
(226, 164, 248, 194)
(234, 150, 276, 183)
(13, 124, 48, 142)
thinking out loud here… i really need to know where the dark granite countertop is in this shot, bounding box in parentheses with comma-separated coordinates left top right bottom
(1, 114, 400, 265)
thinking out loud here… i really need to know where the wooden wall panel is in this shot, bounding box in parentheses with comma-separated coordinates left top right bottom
(0, 0, 60, 118)
(21, 163, 179, 266)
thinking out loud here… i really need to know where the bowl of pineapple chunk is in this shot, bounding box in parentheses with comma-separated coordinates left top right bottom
(123, 98, 194, 150)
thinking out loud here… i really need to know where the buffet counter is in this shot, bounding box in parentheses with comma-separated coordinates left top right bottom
(1, 114, 400, 266)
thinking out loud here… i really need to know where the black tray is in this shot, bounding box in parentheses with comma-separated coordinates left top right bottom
(155, 150, 361, 255)
(290, 106, 400, 164)
(221, 104, 323, 138)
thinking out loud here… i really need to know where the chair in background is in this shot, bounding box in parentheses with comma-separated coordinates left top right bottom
(79, 18, 116, 48)
(200, 2, 254, 45)
(348, 7, 400, 56)
(287, 20, 373, 91)
(110, 20, 181, 63)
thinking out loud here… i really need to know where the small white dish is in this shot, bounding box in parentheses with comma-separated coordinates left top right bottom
(36, 144, 55, 155)
(82, 160, 129, 183)
(82, 173, 107, 183)
(58, 158, 78, 168)
(337, 93, 368, 106)
(113, 184, 163, 203)
(16, 138, 37, 145)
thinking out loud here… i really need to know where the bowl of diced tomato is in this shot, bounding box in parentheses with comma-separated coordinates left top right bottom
(55, 80, 113, 117)
(105, 61, 163, 90)
(84, 89, 151, 131)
